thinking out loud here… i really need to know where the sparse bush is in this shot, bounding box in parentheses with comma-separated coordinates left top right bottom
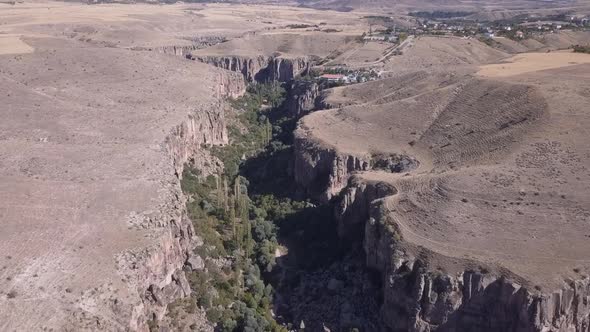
(478, 37, 499, 48)
(287, 24, 316, 29)
(572, 44, 590, 54)
(409, 11, 474, 19)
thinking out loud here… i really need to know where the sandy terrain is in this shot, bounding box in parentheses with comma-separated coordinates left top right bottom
(323, 41, 392, 66)
(0, 1, 368, 330)
(300, 36, 590, 289)
(299, 0, 590, 15)
(0, 34, 226, 330)
(2, 0, 590, 329)
(0, 1, 366, 52)
(377, 36, 509, 76)
(192, 32, 361, 58)
(0, 34, 34, 55)
(478, 50, 590, 77)
(189, 7, 368, 59)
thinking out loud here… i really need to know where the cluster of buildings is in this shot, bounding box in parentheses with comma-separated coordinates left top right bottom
(410, 14, 589, 41)
(358, 13, 589, 54)
(362, 25, 402, 43)
(363, 34, 399, 43)
(317, 70, 381, 85)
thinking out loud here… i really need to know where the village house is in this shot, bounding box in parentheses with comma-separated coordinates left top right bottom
(320, 74, 347, 83)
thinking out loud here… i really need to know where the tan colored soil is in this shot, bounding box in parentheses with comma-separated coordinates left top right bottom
(0, 1, 368, 330)
(300, 37, 590, 288)
(0, 34, 33, 55)
(477, 50, 590, 77)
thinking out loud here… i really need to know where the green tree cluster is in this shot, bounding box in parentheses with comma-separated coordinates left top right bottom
(176, 83, 295, 332)
(175, 79, 340, 331)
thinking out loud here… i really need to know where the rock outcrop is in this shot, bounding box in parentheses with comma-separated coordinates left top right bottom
(121, 71, 245, 330)
(216, 70, 247, 99)
(166, 70, 244, 177)
(296, 133, 590, 332)
(364, 202, 590, 332)
(293, 135, 370, 203)
(129, 37, 227, 57)
(285, 80, 321, 117)
(334, 177, 396, 242)
(132, 45, 201, 57)
(166, 103, 228, 177)
(189, 55, 311, 83)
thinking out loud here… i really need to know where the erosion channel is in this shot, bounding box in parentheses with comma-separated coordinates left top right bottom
(160, 75, 384, 332)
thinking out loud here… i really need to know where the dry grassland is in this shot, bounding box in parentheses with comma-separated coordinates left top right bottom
(478, 50, 590, 77)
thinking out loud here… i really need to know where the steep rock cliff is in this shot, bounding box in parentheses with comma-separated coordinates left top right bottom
(295, 130, 590, 332)
(119, 71, 245, 330)
(364, 203, 590, 332)
(216, 71, 246, 99)
(328, 175, 590, 332)
(334, 176, 396, 242)
(134, 45, 201, 57)
(285, 80, 321, 117)
(129, 37, 227, 57)
(190, 55, 311, 83)
(166, 103, 228, 178)
(293, 135, 370, 203)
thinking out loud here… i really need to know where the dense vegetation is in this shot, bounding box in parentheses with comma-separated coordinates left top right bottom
(180, 167, 283, 332)
(167, 82, 340, 331)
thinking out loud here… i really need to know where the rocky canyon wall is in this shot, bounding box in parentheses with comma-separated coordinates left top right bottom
(129, 37, 227, 57)
(190, 55, 311, 83)
(364, 202, 590, 332)
(293, 135, 370, 203)
(285, 80, 322, 117)
(333, 176, 396, 243)
(121, 70, 245, 330)
(294, 135, 590, 332)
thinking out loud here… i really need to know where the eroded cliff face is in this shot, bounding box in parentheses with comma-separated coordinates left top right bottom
(295, 135, 590, 332)
(285, 80, 321, 117)
(293, 135, 370, 203)
(364, 203, 590, 332)
(334, 176, 396, 242)
(129, 37, 227, 57)
(118, 71, 245, 331)
(190, 55, 311, 83)
(130, 45, 201, 57)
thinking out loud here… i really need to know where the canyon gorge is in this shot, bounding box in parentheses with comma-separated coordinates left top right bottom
(1, 1, 590, 332)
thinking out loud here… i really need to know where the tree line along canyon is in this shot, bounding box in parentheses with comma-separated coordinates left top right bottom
(1, 0, 590, 331)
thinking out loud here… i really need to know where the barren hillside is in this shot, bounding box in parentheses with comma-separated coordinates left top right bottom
(2, 1, 590, 331)
(295, 35, 590, 330)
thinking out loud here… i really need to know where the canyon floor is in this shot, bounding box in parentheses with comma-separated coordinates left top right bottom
(1, 0, 590, 331)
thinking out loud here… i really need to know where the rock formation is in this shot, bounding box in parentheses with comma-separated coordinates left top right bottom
(129, 37, 227, 57)
(364, 199, 590, 332)
(285, 80, 321, 117)
(334, 176, 396, 243)
(189, 55, 311, 83)
(293, 135, 590, 331)
(293, 135, 370, 203)
(131, 45, 202, 57)
(122, 70, 245, 330)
